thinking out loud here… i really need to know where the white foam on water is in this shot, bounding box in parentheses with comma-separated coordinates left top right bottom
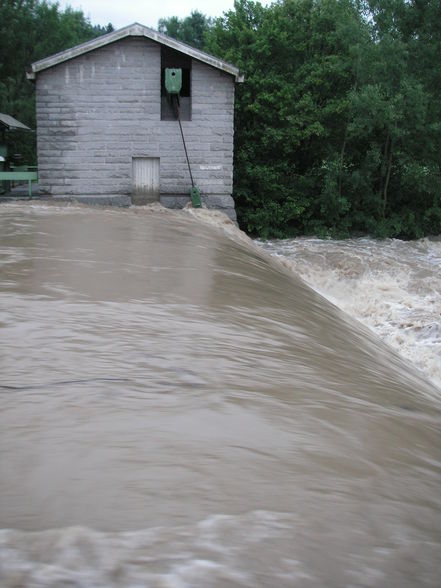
(2, 509, 440, 587)
(259, 237, 441, 392)
(0, 513, 288, 587)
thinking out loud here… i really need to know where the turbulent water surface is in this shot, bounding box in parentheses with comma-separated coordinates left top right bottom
(0, 203, 440, 587)
(259, 237, 441, 392)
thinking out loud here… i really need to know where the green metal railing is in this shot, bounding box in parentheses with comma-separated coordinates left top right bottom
(0, 165, 38, 197)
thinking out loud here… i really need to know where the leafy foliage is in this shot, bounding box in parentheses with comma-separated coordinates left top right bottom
(0, 0, 112, 163)
(158, 11, 213, 50)
(206, 0, 441, 238)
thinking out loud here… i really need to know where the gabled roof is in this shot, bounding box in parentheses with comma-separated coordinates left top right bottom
(27, 22, 244, 82)
(0, 113, 31, 131)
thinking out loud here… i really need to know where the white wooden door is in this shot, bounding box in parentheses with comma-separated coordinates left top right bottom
(132, 157, 160, 204)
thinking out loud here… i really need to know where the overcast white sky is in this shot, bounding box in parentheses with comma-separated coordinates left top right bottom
(59, 0, 240, 30)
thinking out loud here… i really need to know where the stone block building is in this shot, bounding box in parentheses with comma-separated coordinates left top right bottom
(27, 23, 243, 219)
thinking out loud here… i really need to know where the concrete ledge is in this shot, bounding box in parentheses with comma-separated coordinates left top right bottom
(203, 195, 237, 222)
(52, 195, 132, 207)
(160, 195, 190, 209)
(160, 193, 235, 208)
(203, 194, 235, 210)
(213, 207, 237, 222)
(160, 193, 237, 222)
(30, 193, 237, 221)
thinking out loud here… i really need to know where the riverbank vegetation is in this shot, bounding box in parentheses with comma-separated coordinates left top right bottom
(1, 0, 440, 238)
(0, 0, 112, 162)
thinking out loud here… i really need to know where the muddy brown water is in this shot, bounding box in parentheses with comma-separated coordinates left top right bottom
(0, 204, 440, 587)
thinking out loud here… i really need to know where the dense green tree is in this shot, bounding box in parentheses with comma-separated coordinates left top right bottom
(207, 0, 368, 237)
(0, 0, 112, 162)
(158, 10, 213, 50)
(207, 0, 441, 238)
(340, 0, 441, 237)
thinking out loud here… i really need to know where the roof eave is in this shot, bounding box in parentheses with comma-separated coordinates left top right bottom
(0, 113, 32, 131)
(27, 22, 244, 82)
(27, 23, 136, 80)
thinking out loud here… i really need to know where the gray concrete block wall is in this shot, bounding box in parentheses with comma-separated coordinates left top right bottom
(159, 60, 234, 196)
(35, 37, 236, 218)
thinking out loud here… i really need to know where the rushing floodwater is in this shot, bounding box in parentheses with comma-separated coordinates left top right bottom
(0, 203, 440, 587)
(259, 237, 441, 393)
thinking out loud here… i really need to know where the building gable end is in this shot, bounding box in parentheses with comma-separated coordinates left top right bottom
(27, 22, 244, 82)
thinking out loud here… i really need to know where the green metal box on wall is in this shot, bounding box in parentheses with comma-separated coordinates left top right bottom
(165, 68, 182, 95)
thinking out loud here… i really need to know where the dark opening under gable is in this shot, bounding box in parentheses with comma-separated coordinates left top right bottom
(161, 46, 191, 121)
